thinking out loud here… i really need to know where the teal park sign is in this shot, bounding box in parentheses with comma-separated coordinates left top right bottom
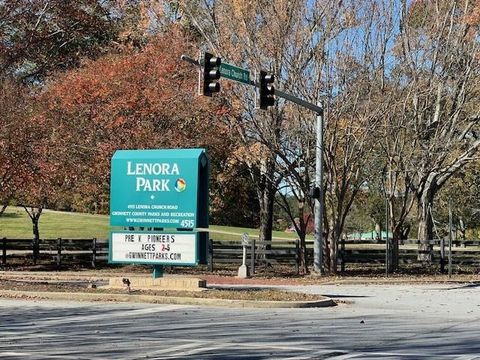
(110, 149, 209, 229)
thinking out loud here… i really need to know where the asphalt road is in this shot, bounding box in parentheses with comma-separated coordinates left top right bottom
(0, 283, 479, 359)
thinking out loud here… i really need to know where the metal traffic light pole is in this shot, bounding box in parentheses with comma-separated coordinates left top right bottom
(314, 106, 324, 275)
(181, 53, 324, 275)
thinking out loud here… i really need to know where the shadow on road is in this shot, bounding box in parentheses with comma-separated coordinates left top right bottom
(321, 294, 371, 298)
(442, 282, 480, 290)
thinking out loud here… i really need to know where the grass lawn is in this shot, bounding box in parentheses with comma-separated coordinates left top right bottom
(0, 207, 110, 239)
(0, 206, 305, 241)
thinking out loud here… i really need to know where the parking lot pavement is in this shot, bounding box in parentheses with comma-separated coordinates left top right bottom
(1, 283, 479, 359)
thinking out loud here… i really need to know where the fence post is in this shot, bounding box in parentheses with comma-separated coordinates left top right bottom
(295, 240, 299, 275)
(91, 238, 97, 268)
(448, 234, 452, 278)
(251, 239, 256, 275)
(56, 238, 62, 270)
(2, 238, 6, 266)
(208, 238, 214, 272)
(341, 236, 346, 273)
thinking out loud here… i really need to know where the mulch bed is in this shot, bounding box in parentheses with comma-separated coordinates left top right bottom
(0, 279, 326, 302)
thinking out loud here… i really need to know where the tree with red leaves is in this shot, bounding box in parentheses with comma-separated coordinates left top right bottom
(0, 0, 118, 82)
(0, 80, 36, 215)
(40, 28, 239, 217)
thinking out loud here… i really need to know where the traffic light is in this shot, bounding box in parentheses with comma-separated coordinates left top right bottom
(259, 70, 275, 109)
(310, 186, 320, 200)
(200, 52, 221, 96)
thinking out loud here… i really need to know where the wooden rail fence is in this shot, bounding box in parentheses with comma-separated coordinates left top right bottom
(209, 239, 300, 274)
(1, 238, 108, 268)
(1, 237, 479, 273)
(334, 238, 480, 273)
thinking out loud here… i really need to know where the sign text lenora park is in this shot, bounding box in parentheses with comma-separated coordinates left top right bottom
(109, 149, 209, 268)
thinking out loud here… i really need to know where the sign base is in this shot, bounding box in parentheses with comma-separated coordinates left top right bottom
(237, 264, 250, 279)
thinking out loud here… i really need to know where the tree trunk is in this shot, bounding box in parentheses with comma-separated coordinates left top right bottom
(258, 188, 274, 244)
(325, 220, 340, 275)
(323, 218, 332, 273)
(252, 156, 276, 252)
(326, 232, 338, 275)
(458, 218, 466, 242)
(322, 227, 331, 272)
(417, 195, 434, 262)
(391, 227, 403, 271)
(329, 234, 338, 275)
(32, 217, 40, 264)
(375, 223, 381, 243)
(0, 204, 7, 217)
(332, 223, 343, 274)
(401, 224, 410, 241)
(298, 232, 308, 275)
(23, 206, 43, 265)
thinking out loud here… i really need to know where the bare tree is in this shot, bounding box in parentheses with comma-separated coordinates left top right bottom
(272, 106, 316, 274)
(180, 1, 407, 274)
(179, 0, 339, 249)
(395, 0, 480, 260)
(314, 0, 399, 273)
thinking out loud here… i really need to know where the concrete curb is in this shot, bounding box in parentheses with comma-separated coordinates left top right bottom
(0, 289, 335, 308)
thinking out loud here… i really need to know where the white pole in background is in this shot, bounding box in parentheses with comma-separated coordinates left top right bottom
(314, 108, 324, 275)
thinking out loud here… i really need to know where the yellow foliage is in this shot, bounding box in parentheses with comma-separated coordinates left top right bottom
(232, 143, 270, 166)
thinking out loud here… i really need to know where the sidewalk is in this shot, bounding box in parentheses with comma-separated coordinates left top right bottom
(1, 270, 478, 286)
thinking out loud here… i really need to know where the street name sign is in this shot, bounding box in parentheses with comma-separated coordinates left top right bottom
(220, 63, 250, 84)
(241, 233, 250, 246)
(110, 231, 198, 266)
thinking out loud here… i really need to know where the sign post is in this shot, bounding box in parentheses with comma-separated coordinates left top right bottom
(237, 233, 250, 278)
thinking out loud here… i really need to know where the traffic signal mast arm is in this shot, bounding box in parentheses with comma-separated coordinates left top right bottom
(274, 88, 323, 115)
(181, 54, 323, 115)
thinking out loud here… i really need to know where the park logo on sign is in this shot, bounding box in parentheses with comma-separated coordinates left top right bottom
(175, 178, 186, 192)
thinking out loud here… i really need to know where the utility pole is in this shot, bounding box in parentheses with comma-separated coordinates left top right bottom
(314, 107, 324, 274)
